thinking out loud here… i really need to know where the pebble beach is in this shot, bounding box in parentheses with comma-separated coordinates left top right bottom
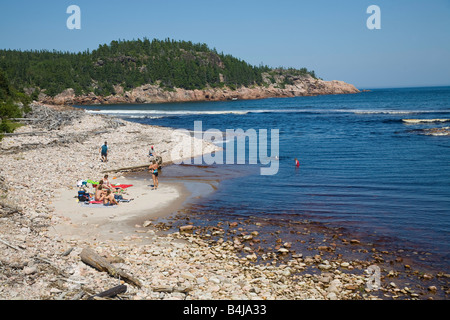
(0, 103, 447, 300)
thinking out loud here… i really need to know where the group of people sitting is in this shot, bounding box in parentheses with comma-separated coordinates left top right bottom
(77, 174, 131, 206)
(78, 144, 161, 206)
(94, 174, 131, 206)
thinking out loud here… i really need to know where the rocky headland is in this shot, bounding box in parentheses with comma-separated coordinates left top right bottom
(38, 74, 360, 106)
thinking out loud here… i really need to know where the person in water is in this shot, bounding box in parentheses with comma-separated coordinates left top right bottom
(295, 158, 300, 168)
(100, 141, 108, 162)
(149, 160, 159, 190)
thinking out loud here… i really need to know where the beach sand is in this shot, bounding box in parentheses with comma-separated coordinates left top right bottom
(49, 177, 189, 242)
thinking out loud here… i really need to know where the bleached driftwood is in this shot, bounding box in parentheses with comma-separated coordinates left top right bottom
(88, 284, 127, 300)
(80, 247, 142, 288)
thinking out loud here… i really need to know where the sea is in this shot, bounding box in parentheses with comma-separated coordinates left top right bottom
(77, 86, 450, 275)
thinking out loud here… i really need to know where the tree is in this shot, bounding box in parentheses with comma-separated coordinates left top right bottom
(0, 69, 31, 134)
(0, 38, 319, 97)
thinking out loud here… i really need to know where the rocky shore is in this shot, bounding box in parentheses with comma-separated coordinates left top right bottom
(38, 75, 360, 105)
(1, 103, 447, 300)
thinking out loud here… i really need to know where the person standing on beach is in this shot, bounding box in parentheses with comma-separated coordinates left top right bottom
(149, 145, 155, 157)
(100, 141, 108, 162)
(149, 160, 159, 190)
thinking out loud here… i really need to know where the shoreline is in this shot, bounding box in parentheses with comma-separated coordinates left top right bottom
(156, 198, 450, 300)
(38, 77, 360, 106)
(1, 102, 448, 300)
(123, 162, 450, 300)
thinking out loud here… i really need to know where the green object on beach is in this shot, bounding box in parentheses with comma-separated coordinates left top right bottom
(87, 179, 98, 185)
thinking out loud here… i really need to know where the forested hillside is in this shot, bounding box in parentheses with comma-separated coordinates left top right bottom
(0, 70, 30, 134)
(0, 38, 318, 97)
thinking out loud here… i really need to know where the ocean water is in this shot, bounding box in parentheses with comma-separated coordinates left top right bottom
(79, 86, 450, 271)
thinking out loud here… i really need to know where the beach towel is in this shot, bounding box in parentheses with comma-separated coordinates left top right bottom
(88, 200, 130, 204)
(80, 199, 131, 207)
(85, 178, 133, 189)
(90, 182, 134, 189)
(112, 184, 134, 189)
(80, 201, 118, 208)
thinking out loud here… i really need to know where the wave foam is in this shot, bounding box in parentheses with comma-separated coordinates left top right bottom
(408, 127, 450, 136)
(87, 110, 251, 116)
(402, 119, 450, 124)
(86, 108, 450, 117)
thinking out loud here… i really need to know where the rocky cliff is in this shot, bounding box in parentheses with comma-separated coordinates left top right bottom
(39, 74, 359, 105)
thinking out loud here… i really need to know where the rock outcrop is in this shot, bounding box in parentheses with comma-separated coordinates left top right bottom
(39, 75, 359, 105)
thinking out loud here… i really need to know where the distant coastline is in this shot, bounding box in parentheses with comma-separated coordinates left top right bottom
(360, 85, 450, 90)
(38, 75, 360, 106)
(1, 38, 359, 107)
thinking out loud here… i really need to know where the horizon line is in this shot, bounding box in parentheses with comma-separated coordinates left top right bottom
(356, 85, 450, 90)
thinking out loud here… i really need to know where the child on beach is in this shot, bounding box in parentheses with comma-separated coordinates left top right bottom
(103, 189, 119, 206)
(95, 184, 106, 202)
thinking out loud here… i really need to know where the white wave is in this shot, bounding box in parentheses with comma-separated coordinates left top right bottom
(124, 115, 164, 119)
(86, 108, 450, 117)
(351, 110, 448, 115)
(86, 109, 251, 116)
(402, 118, 450, 124)
(255, 109, 450, 115)
(410, 127, 450, 136)
(427, 132, 450, 136)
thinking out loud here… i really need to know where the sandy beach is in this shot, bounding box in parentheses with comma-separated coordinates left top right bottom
(0, 103, 219, 217)
(50, 178, 188, 243)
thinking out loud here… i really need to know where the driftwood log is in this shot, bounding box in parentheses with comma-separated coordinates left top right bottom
(101, 156, 163, 174)
(10, 118, 40, 121)
(88, 284, 127, 300)
(101, 164, 150, 174)
(80, 248, 142, 288)
(1, 131, 49, 136)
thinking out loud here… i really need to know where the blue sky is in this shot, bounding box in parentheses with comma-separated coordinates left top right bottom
(0, 0, 449, 88)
